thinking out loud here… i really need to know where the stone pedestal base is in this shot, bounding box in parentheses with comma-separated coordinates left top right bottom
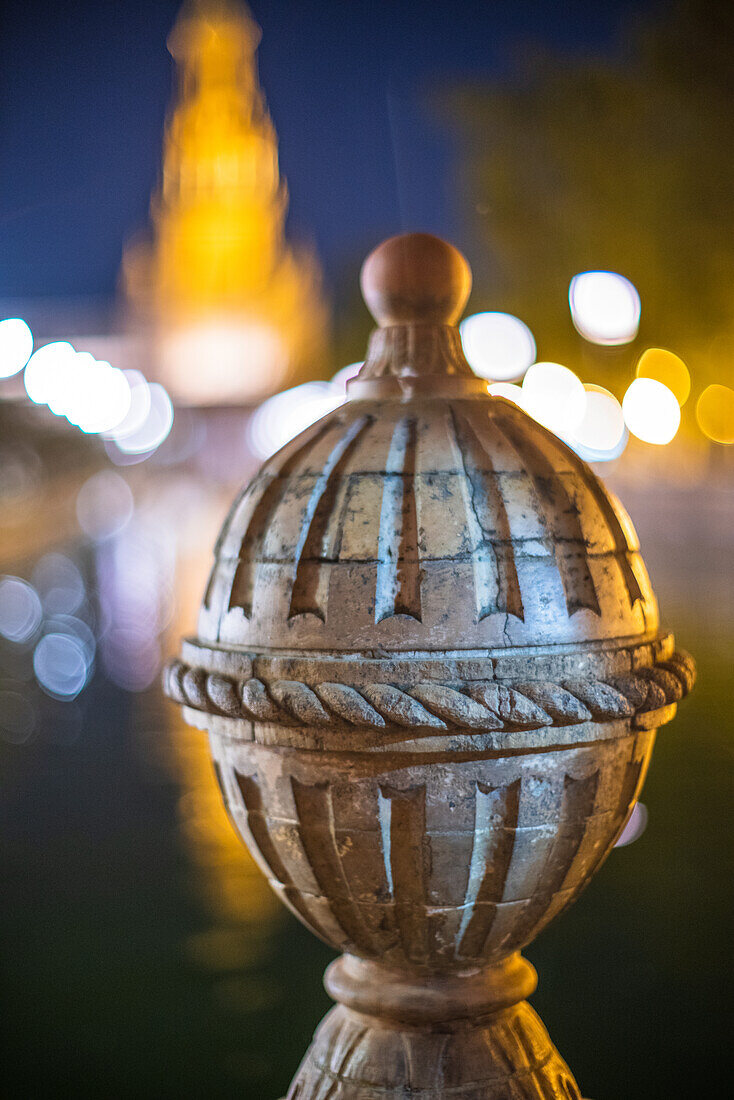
(286, 955, 582, 1099)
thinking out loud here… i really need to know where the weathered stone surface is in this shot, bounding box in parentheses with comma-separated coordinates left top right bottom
(211, 730, 654, 968)
(168, 650, 693, 738)
(164, 232, 696, 1100)
(315, 683, 386, 728)
(287, 998, 582, 1099)
(561, 679, 635, 720)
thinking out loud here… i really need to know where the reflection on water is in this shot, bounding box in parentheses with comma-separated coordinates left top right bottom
(158, 481, 286, 1036)
(173, 721, 282, 999)
(0, 399, 323, 1097)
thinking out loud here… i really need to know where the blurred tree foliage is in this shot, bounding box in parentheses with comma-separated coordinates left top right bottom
(444, 0, 734, 412)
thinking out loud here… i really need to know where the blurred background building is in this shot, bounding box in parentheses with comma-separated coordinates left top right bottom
(0, 1, 731, 1098)
(123, 0, 326, 405)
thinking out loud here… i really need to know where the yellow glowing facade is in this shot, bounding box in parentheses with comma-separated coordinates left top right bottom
(124, 0, 326, 404)
(165, 531, 281, 979)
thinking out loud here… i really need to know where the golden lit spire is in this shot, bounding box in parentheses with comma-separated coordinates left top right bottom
(123, 0, 326, 404)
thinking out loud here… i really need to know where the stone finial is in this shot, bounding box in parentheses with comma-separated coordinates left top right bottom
(360, 231, 472, 327)
(164, 231, 695, 1100)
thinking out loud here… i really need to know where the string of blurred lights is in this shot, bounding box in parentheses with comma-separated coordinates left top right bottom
(3, 257, 734, 465)
(245, 267, 734, 461)
(0, 318, 174, 458)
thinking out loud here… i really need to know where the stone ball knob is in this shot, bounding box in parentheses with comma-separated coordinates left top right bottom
(360, 231, 472, 327)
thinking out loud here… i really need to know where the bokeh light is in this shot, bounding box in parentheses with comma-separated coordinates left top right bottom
(521, 362, 587, 435)
(0, 690, 38, 745)
(569, 271, 641, 345)
(0, 318, 34, 379)
(622, 377, 680, 445)
(23, 341, 76, 404)
(103, 627, 162, 692)
(33, 632, 92, 700)
(114, 383, 174, 455)
(0, 576, 43, 643)
(330, 362, 363, 392)
(248, 381, 345, 460)
(105, 370, 152, 440)
(696, 383, 734, 445)
(45, 614, 96, 666)
(567, 384, 627, 461)
(45, 350, 95, 418)
(488, 382, 524, 404)
(76, 470, 134, 540)
(95, 514, 174, 692)
(32, 554, 86, 615)
(460, 311, 536, 381)
(614, 802, 649, 848)
(64, 358, 132, 434)
(636, 348, 691, 406)
(160, 319, 288, 405)
(24, 342, 140, 437)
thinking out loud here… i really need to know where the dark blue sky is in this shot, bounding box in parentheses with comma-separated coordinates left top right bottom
(0, 0, 657, 300)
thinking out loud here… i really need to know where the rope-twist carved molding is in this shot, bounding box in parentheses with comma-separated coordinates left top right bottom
(163, 650, 695, 733)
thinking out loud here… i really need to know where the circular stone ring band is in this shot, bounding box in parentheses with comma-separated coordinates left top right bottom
(163, 638, 695, 750)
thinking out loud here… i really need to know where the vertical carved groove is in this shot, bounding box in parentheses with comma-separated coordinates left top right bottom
(233, 771, 336, 944)
(206, 476, 263, 608)
(395, 416, 421, 618)
(228, 421, 335, 616)
(573, 463, 644, 607)
(509, 770, 600, 946)
(379, 784, 430, 964)
(234, 772, 293, 885)
(450, 407, 524, 620)
(332, 1021, 369, 1082)
(447, 409, 497, 621)
(613, 755, 645, 833)
(202, 564, 217, 611)
(291, 779, 377, 953)
(559, 1073, 583, 1100)
(456, 779, 521, 959)
(375, 417, 422, 622)
(550, 770, 601, 878)
(288, 416, 373, 620)
(494, 415, 601, 617)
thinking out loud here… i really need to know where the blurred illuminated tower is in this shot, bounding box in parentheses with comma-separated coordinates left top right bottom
(123, 0, 326, 405)
(121, 0, 292, 1006)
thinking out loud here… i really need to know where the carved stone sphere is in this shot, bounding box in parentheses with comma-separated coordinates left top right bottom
(197, 392, 658, 653)
(166, 231, 695, 1100)
(175, 379, 689, 975)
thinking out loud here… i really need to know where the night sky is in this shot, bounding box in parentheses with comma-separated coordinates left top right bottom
(0, 0, 659, 300)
